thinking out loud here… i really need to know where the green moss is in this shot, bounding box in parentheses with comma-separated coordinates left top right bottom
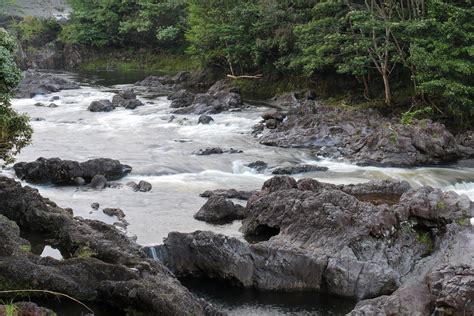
(389, 133, 398, 145)
(436, 201, 446, 209)
(19, 244, 31, 253)
(457, 217, 468, 226)
(73, 246, 97, 258)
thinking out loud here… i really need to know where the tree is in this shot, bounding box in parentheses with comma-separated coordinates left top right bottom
(409, 0, 473, 127)
(0, 28, 32, 165)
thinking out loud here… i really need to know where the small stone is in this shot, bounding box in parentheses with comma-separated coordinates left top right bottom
(91, 203, 100, 210)
(138, 181, 152, 192)
(103, 208, 126, 220)
(198, 115, 214, 125)
(127, 181, 139, 192)
(90, 175, 107, 190)
(74, 177, 85, 186)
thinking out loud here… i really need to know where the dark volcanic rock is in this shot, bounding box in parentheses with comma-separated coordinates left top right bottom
(246, 160, 268, 172)
(271, 164, 328, 175)
(152, 176, 473, 305)
(194, 147, 243, 155)
(258, 105, 473, 167)
(200, 189, 256, 201)
(169, 89, 195, 108)
(88, 99, 115, 112)
(171, 79, 243, 115)
(194, 195, 245, 223)
(103, 208, 126, 220)
(14, 157, 132, 185)
(126, 180, 152, 192)
(111, 92, 143, 110)
(118, 87, 136, 100)
(0, 176, 220, 315)
(90, 174, 107, 190)
(15, 70, 80, 98)
(198, 115, 214, 125)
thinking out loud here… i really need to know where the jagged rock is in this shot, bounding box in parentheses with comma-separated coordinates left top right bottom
(271, 164, 328, 175)
(118, 88, 136, 100)
(262, 111, 286, 122)
(169, 89, 195, 108)
(90, 174, 107, 190)
(151, 176, 474, 304)
(91, 202, 100, 210)
(171, 79, 243, 115)
(200, 189, 256, 201)
(111, 95, 143, 110)
(246, 161, 268, 172)
(0, 176, 220, 315)
(103, 208, 126, 220)
(14, 158, 132, 185)
(15, 70, 80, 98)
(194, 147, 243, 155)
(198, 115, 214, 125)
(88, 100, 115, 112)
(258, 105, 473, 167)
(194, 195, 245, 223)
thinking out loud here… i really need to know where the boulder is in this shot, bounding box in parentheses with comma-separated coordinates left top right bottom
(15, 70, 80, 98)
(13, 158, 132, 185)
(271, 164, 328, 175)
(194, 195, 245, 223)
(200, 189, 256, 201)
(169, 89, 195, 108)
(118, 88, 136, 100)
(198, 115, 214, 125)
(88, 100, 115, 112)
(0, 176, 220, 315)
(258, 105, 473, 167)
(90, 174, 107, 190)
(150, 176, 474, 305)
(126, 181, 152, 192)
(246, 160, 268, 172)
(111, 95, 143, 110)
(194, 148, 243, 155)
(103, 208, 126, 220)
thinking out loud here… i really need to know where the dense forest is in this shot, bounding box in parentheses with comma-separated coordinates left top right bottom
(2, 0, 474, 130)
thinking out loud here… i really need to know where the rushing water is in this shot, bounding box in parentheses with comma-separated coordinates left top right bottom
(6, 71, 474, 315)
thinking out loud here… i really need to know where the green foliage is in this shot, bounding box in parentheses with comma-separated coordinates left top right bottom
(61, 0, 187, 48)
(74, 245, 96, 258)
(13, 16, 60, 42)
(401, 107, 433, 125)
(19, 244, 31, 253)
(0, 300, 17, 316)
(0, 28, 32, 165)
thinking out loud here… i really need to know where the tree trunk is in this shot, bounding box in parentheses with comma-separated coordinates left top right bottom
(382, 71, 391, 105)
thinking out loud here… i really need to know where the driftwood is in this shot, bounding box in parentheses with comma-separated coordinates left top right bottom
(227, 74, 263, 80)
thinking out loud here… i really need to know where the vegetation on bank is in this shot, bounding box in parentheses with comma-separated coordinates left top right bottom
(3, 0, 474, 129)
(0, 28, 31, 165)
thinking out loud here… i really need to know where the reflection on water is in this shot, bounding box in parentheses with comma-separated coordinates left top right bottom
(182, 278, 356, 316)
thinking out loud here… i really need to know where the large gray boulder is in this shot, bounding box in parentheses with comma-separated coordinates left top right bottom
(15, 70, 80, 98)
(194, 195, 245, 223)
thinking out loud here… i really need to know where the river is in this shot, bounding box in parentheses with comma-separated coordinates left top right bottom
(6, 70, 474, 315)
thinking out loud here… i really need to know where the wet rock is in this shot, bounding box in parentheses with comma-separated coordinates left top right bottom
(0, 176, 219, 315)
(171, 79, 243, 115)
(14, 157, 132, 185)
(194, 195, 245, 223)
(103, 208, 126, 220)
(50, 96, 60, 101)
(198, 115, 214, 125)
(15, 70, 80, 98)
(138, 180, 152, 192)
(262, 110, 285, 122)
(126, 181, 152, 192)
(91, 202, 100, 210)
(152, 176, 474, 303)
(111, 95, 143, 110)
(74, 177, 85, 186)
(271, 164, 328, 175)
(118, 88, 136, 100)
(259, 105, 473, 167)
(169, 89, 195, 108)
(265, 119, 278, 129)
(88, 100, 115, 112)
(246, 160, 268, 172)
(200, 189, 257, 201)
(194, 147, 243, 155)
(90, 174, 107, 190)
(194, 148, 223, 155)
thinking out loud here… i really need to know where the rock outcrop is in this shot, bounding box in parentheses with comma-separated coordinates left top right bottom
(13, 157, 132, 185)
(15, 70, 80, 98)
(257, 104, 474, 167)
(150, 176, 473, 311)
(271, 164, 328, 175)
(170, 80, 243, 115)
(0, 176, 221, 315)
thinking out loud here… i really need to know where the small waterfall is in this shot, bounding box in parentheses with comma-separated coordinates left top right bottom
(144, 245, 168, 262)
